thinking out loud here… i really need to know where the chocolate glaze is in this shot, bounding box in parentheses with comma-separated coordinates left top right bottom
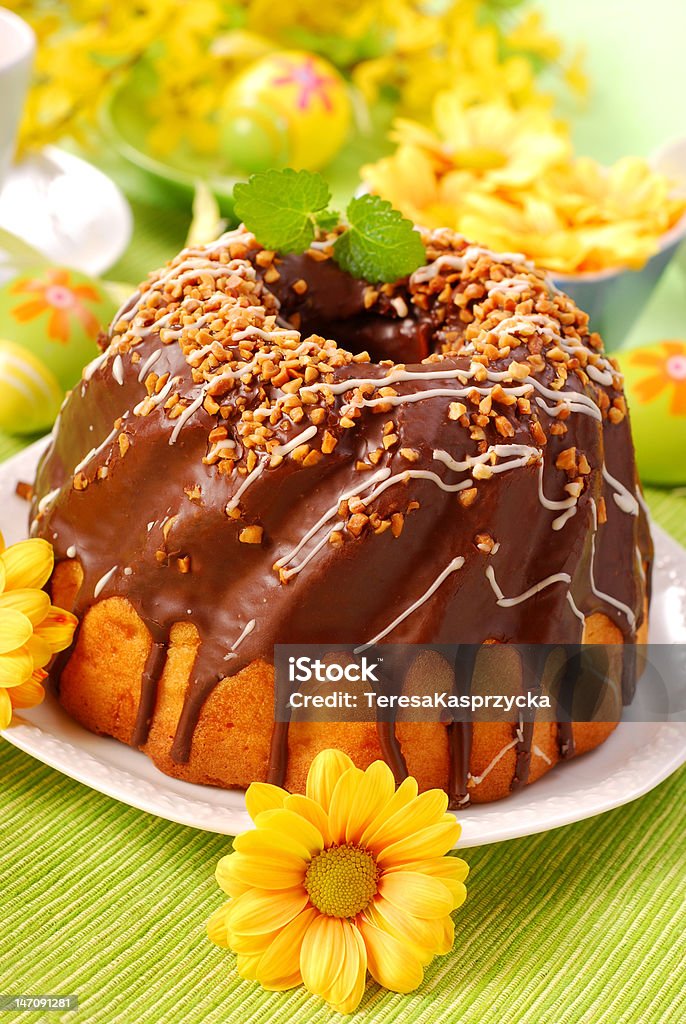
(30, 229, 652, 802)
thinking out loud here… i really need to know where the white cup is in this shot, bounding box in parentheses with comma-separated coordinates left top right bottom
(0, 7, 35, 191)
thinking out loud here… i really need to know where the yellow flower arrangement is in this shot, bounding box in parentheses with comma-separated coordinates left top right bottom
(208, 749, 468, 1014)
(0, 531, 77, 730)
(10, 1, 577, 159)
(363, 96, 686, 274)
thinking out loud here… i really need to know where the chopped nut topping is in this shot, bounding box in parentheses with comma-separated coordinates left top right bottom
(239, 525, 264, 544)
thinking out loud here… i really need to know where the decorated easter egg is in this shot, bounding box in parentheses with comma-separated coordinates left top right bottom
(0, 266, 114, 434)
(621, 340, 686, 485)
(0, 337, 64, 434)
(222, 50, 351, 172)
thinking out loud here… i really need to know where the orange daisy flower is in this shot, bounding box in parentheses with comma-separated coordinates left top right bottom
(627, 341, 686, 416)
(11, 269, 101, 345)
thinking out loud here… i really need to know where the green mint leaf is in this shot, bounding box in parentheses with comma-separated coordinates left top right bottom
(233, 168, 331, 254)
(314, 209, 341, 232)
(333, 194, 426, 283)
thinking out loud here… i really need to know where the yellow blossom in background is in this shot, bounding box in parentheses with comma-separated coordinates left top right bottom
(9, 1, 580, 158)
(0, 531, 77, 730)
(208, 749, 468, 1014)
(362, 97, 686, 274)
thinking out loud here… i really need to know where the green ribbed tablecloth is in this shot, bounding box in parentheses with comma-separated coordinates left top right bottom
(1, 200, 685, 1024)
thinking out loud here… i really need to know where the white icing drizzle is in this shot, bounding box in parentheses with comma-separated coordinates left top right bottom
(356, 556, 465, 651)
(274, 467, 393, 570)
(532, 744, 552, 765)
(82, 350, 109, 381)
(93, 566, 118, 599)
(589, 500, 636, 628)
(204, 438, 236, 461)
(73, 416, 127, 477)
(434, 443, 541, 475)
(137, 348, 163, 382)
(410, 254, 466, 284)
(223, 618, 257, 661)
(469, 735, 520, 786)
(133, 375, 180, 416)
(552, 506, 577, 531)
(225, 425, 319, 513)
(280, 524, 345, 580)
(567, 591, 586, 627)
(169, 391, 206, 445)
(485, 565, 572, 608)
(37, 488, 60, 515)
(112, 354, 125, 385)
(602, 465, 639, 515)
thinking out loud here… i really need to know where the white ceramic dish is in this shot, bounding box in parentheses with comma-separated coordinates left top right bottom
(0, 146, 132, 281)
(1, 438, 685, 846)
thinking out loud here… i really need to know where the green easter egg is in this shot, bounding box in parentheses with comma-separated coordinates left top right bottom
(621, 340, 686, 485)
(0, 337, 64, 434)
(0, 267, 115, 395)
(221, 104, 290, 174)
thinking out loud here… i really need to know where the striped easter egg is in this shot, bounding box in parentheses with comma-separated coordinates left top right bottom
(0, 337, 64, 434)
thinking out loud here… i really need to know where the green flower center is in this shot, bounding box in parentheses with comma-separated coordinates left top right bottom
(304, 844, 379, 919)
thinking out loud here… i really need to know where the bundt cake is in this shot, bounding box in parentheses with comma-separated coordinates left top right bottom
(30, 225, 652, 805)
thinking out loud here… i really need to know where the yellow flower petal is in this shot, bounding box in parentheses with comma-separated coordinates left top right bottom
(364, 788, 448, 854)
(344, 760, 396, 846)
(1, 539, 53, 591)
(254, 809, 324, 857)
(227, 886, 309, 937)
(256, 907, 318, 990)
(358, 916, 424, 994)
(364, 898, 450, 963)
(0, 530, 5, 555)
(0, 609, 33, 654)
(300, 914, 348, 998)
(0, 647, 33, 688)
(218, 848, 307, 892)
(245, 781, 287, 820)
(236, 952, 263, 981)
(206, 902, 232, 947)
(324, 920, 368, 1011)
(0, 559, 6, 595)
(0, 588, 51, 626)
(8, 676, 45, 710)
(234, 825, 313, 864)
(379, 871, 454, 919)
(282, 793, 332, 846)
(34, 607, 78, 652)
(0, 688, 12, 729)
(306, 748, 355, 812)
(25, 634, 52, 671)
(377, 819, 461, 868)
(330, 924, 368, 1015)
(388, 855, 469, 909)
(359, 774, 418, 848)
(327, 766, 365, 845)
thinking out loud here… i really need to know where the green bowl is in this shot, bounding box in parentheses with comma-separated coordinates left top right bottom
(103, 62, 393, 216)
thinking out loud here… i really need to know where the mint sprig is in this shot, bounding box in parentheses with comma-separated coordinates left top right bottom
(233, 168, 331, 254)
(333, 195, 426, 283)
(232, 169, 426, 283)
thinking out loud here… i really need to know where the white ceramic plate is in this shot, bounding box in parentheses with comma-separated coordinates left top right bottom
(2, 438, 685, 846)
(0, 146, 132, 280)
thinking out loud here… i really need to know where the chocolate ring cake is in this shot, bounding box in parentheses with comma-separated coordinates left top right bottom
(31, 226, 652, 805)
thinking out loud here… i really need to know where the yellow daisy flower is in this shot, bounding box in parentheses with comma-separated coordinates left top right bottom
(208, 749, 468, 1014)
(0, 531, 77, 730)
